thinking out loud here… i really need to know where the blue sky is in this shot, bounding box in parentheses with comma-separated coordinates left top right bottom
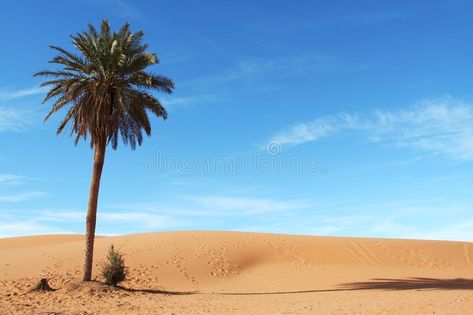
(1, 0, 473, 241)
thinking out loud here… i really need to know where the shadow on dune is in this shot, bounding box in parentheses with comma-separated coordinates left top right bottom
(220, 278, 473, 295)
(339, 277, 473, 291)
(221, 289, 342, 295)
(111, 278, 473, 296)
(65, 281, 197, 295)
(117, 286, 196, 295)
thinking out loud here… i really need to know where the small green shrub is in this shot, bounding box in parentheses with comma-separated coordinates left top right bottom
(101, 245, 127, 286)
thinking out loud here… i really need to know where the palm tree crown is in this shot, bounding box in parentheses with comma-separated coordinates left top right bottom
(35, 20, 174, 149)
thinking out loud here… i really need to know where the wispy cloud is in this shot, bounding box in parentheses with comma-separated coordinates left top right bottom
(0, 174, 40, 185)
(101, 212, 184, 228)
(308, 10, 412, 28)
(0, 174, 26, 185)
(270, 115, 347, 146)
(314, 213, 473, 242)
(73, 0, 144, 20)
(3, 197, 472, 241)
(234, 202, 473, 242)
(196, 196, 308, 214)
(237, 54, 334, 75)
(107, 195, 308, 217)
(307, 1, 469, 29)
(0, 221, 71, 238)
(107, 0, 143, 19)
(269, 97, 473, 160)
(181, 53, 356, 92)
(161, 94, 221, 108)
(39, 210, 185, 230)
(0, 106, 34, 132)
(0, 86, 44, 132)
(0, 191, 46, 203)
(415, 219, 473, 241)
(0, 87, 44, 101)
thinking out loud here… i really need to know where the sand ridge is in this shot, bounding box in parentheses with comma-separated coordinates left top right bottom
(1, 231, 473, 314)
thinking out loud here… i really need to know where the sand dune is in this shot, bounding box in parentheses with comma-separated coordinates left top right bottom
(1, 231, 473, 314)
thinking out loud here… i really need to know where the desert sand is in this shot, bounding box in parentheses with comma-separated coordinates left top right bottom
(1, 231, 472, 314)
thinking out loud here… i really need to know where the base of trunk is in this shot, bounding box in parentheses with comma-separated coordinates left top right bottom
(32, 278, 54, 292)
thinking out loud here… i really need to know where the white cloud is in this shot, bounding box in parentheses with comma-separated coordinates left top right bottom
(197, 196, 308, 214)
(101, 212, 184, 228)
(270, 115, 349, 146)
(161, 94, 220, 108)
(0, 174, 25, 185)
(0, 174, 39, 185)
(415, 220, 473, 241)
(310, 10, 412, 28)
(0, 106, 34, 132)
(3, 197, 472, 241)
(345, 215, 473, 242)
(0, 191, 46, 203)
(180, 54, 353, 92)
(269, 97, 473, 160)
(236, 208, 473, 242)
(162, 96, 198, 107)
(39, 210, 185, 230)
(39, 210, 84, 222)
(72, 0, 144, 20)
(106, 195, 309, 217)
(0, 87, 44, 101)
(0, 86, 44, 132)
(238, 55, 332, 75)
(104, 203, 218, 217)
(0, 221, 71, 238)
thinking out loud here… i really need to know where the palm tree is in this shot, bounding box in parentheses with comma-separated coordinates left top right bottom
(35, 20, 174, 281)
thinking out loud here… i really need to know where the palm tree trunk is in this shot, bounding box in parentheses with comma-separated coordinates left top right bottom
(83, 142, 106, 281)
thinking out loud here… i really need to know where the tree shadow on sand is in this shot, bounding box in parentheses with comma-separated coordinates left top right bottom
(117, 286, 196, 295)
(339, 277, 473, 291)
(107, 278, 473, 296)
(64, 280, 197, 296)
(220, 278, 473, 296)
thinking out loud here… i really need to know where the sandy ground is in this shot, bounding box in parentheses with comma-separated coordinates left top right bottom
(1, 231, 472, 314)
